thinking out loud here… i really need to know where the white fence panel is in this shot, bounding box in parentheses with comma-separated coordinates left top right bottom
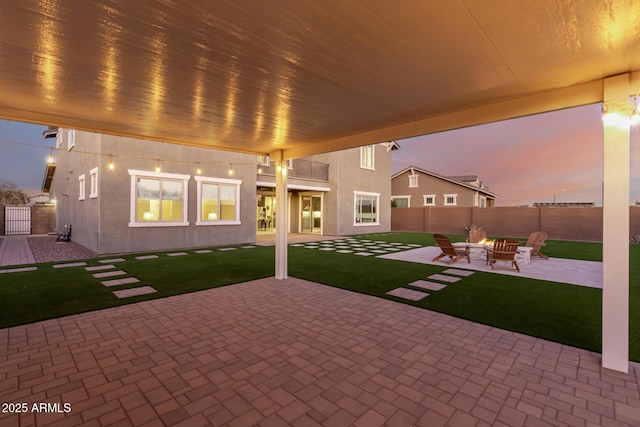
(4, 206, 31, 235)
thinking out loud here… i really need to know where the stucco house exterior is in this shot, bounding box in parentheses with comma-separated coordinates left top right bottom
(45, 128, 396, 254)
(391, 166, 497, 208)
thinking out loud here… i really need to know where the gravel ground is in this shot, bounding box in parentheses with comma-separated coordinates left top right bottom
(28, 236, 97, 263)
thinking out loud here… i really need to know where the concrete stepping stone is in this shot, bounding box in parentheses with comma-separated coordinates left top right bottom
(101, 277, 140, 287)
(386, 288, 429, 301)
(428, 274, 461, 283)
(194, 250, 212, 254)
(371, 250, 388, 253)
(241, 245, 256, 249)
(291, 244, 305, 247)
(0, 267, 37, 274)
(99, 258, 125, 263)
(53, 262, 87, 268)
(336, 250, 353, 253)
(135, 255, 158, 260)
(112, 286, 157, 299)
(408, 280, 448, 291)
(355, 252, 374, 256)
(442, 268, 475, 277)
(167, 252, 188, 257)
(85, 265, 115, 271)
(319, 247, 335, 251)
(92, 270, 127, 279)
(218, 248, 236, 251)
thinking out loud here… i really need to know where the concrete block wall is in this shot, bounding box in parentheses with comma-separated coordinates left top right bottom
(392, 206, 640, 242)
(31, 205, 56, 234)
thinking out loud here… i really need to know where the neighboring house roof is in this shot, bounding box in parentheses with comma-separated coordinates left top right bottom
(24, 189, 51, 205)
(448, 174, 478, 183)
(392, 166, 499, 198)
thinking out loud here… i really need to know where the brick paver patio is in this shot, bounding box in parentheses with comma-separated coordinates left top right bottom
(1, 277, 639, 426)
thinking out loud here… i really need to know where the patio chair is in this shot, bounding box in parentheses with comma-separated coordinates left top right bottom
(468, 228, 487, 243)
(432, 234, 470, 264)
(523, 231, 549, 259)
(487, 238, 520, 272)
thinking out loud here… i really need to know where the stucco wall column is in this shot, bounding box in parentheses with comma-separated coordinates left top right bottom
(275, 153, 288, 279)
(602, 74, 631, 372)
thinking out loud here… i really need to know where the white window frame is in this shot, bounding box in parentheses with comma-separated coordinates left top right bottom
(354, 191, 380, 226)
(56, 127, 64, 148)
(408, 174, 418, 188)
(257, 155, 270, 166)
(67, 129, 76, 151)
(78, 174, 85, 201)
(479, 196, 487, 208)
(423, 195, 436, 206)
(128, 169, 190, 227)
(195, 176, 242, 225)
(444, 193, 458, 206)
(360, 145, 375, 170)
(89, 167, 99, 199)
(392, 196, 410, 208)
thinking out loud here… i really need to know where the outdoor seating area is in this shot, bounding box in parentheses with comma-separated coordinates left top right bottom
(432, 231, 550, 272)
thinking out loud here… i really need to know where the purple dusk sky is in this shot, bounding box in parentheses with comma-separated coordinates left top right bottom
(0, 120, 50, 190)
(1, 103, 640, 206)
(392, 103, 640, 207)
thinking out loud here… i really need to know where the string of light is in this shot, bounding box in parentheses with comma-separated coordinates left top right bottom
(0, 137, 271, 176)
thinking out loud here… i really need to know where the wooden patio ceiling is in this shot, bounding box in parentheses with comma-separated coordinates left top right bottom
(0, 1, 639, 158)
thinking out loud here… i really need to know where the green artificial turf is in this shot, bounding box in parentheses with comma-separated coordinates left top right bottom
(0, 232, 637, 362)
(0, 246, 274, 328)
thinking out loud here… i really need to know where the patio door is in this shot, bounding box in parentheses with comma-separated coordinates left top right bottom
(257, 193, 276, 233)
(300, 194, 322, 234)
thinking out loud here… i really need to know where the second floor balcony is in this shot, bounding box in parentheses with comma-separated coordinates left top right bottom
(258, 159, 329, 182)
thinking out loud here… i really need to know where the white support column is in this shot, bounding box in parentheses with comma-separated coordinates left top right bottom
(602, 74, 631, 372)
(274, 152, 288, 280)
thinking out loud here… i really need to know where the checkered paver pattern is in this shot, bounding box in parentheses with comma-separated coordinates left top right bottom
(292, 238, 422, 257)
(1, 277, 638, 426)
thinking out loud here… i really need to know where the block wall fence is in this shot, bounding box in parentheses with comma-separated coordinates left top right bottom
(391, 206, 640, 242)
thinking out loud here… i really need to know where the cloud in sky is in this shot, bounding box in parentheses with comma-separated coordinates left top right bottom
(392, 104, 640, 206)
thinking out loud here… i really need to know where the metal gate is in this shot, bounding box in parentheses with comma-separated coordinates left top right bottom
(4, 206, 31, 235)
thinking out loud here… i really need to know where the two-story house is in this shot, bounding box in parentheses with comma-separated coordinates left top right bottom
(391, 166, 497, 208)
(44, 128, 397, 254)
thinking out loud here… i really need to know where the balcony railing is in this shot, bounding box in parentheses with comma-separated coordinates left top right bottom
(258, 159, 329, 181)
